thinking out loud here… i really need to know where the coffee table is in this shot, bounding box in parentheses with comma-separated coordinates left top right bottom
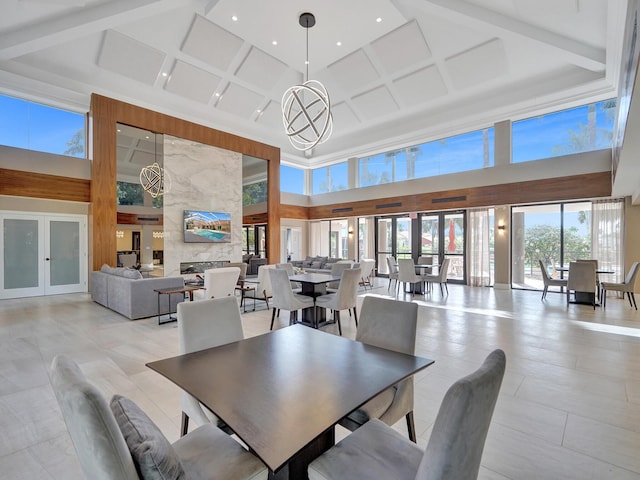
(146, 324, 434, 479)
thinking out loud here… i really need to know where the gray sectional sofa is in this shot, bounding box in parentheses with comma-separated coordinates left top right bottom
(91, 265, 185, 320)
(290, 256, 345, 274)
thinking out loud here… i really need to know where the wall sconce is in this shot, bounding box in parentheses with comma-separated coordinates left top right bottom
(116, 230, 124, 238)
(497, 220, 506, 234)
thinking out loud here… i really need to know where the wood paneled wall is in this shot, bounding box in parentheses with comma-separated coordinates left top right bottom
(0, 168, 90, 202)
(90, 94, 281, 270)
(116, 212, 163, 225)
(280, 171, 612, 220)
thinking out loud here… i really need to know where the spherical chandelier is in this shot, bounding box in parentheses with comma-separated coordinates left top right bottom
(281, 13, 333, 152)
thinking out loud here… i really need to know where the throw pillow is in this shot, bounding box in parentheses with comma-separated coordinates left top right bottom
(101, 264, 115, 274)
(123, 269, 143, 280)
(110, 395, 185, 480)
(311, 261, 323, 269)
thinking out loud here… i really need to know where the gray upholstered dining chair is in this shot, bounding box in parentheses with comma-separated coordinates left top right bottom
(339, 296, 419, 440)
(309, 349, 506, 480)
(204, 266, 240, 299)
(567, 260, 597, 309)
(386, 256, 399, 291)
(601, 261, 640, 309)
(315, 267, 361, 335)
(177, 296, 244, 436)
(327, 261, 353, 291)
(397, 258, 425, 294)
(50, 355, 267, 480)
(268, 268, 315, 329)
(539, 259, 567, 300)
(276, 262, 301, 290)
(253, 263, 275, 310)
(423, 257, 451, 295)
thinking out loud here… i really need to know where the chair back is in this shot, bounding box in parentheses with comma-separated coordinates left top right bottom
(256, 264, 275, 300)
(177, 297, 244, 423)
(227, 262, 247, 285)
(357, 296, 418, 355)
(177, 296, 244, 355)
(50, 355, 139, 480)
(539, 259, 551, 283)
(204, 266, 240, 299)
(386, 256, 398, 275)
(398, 258, 418, 283)
(437, 258, 451, 282)
(567, 261, 596, 293)
(359, 259, 376, 284)
(276, 263, 295, 275)
(417, 256, 433, 266)
(268, 268, 299, 310)
(332, 268, 361, 310)
(624, 261, 640, 285)
(118, 253, 137, 268)
(416, 349, 506, 480)
(329, 262, 353, 289)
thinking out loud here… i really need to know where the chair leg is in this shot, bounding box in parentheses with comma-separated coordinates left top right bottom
(631, 292, 638, 310)
(405, 411, 417, 443)
(352, 306, 358, 327)
(270, 308, 277, 330)
(602, 288, 606, 308)
(181, 412, 189, 437)
(335, 310, 342, 336)
(541, 286, 547, 300)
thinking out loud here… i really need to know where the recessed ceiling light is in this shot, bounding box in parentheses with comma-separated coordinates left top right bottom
(272, 40, 277, 46)
(257, 109, 261, 113)
(376, 17, 382, 23)
(215, 93, 220, 97)
(231, 15, 238, 21)
(336, 41, 342, 46)
(145, 135, 150, 139)
(161, 72, 167, 77)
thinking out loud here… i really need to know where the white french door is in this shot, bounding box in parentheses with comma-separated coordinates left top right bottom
(0, 212, 87, 299)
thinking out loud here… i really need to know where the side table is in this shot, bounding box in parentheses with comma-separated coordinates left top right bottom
(154, 285, 204, 325)
(236, 282, 256, 313)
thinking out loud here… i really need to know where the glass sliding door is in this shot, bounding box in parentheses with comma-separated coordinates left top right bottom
(419, 210, 466, 284)
(511, 202, 593, 291)
(375, 215, 412, 277)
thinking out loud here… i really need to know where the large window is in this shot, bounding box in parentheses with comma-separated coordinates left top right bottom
(243, 181, 267, 206)
(359, 127, 493, 187)
(511, 202, 593, 290)
(312, 161, 348, 194)
(512, 99, 616, 163)
(0, 94, 85, 158)
(281, 164, 305, 194)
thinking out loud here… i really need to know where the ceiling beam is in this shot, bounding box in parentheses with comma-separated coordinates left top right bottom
(0, 0, 198, 61)
(396, 0, 606, 72)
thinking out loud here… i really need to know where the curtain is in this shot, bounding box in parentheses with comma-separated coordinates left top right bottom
(591, 198, 624, 284)
(467, 208, 491, 286)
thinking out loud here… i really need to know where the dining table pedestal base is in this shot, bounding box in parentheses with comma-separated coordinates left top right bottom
(269, 427, 335, 480)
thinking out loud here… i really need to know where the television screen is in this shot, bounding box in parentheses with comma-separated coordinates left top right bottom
(183, 210, 231, 243)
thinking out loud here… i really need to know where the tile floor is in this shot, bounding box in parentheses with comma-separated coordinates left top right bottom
(0, 280, 639, 479)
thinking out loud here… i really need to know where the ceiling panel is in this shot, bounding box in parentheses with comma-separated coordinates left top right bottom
(371, 21, 432, 74)
(328, 49, 380, 93)
(165, 60, 221, 104)
(97, 30, 165, 85)
(235, 46, 288, 91)
(351, 85, 399, 119)
(216, 82, 264, 118)
(393, 65, 447, 106)
(181, 14, 244, 71)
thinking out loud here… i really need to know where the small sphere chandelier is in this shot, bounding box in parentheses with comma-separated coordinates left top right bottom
(282, 12, 333, 151)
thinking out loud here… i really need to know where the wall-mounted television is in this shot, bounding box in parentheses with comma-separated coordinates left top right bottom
(183, 210, 231, 243)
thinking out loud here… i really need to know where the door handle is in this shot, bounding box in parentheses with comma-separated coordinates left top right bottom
(45, 258, 50, 261)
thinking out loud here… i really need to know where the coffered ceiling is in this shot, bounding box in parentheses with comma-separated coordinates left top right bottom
(0, 0, 627, 169)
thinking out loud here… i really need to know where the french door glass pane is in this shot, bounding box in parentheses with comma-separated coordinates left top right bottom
(4, 219, 39, 289)
(396, 218, 411, 259)
(564, 202, 592, 260)
(512, 205, 561, 289)
(421, 215, 439, 256)
(50, 221, 80, 286)
(444, 213, 464, 281)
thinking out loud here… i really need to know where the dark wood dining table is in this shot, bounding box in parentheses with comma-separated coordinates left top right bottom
(146, 324, 434, 480)
(288, 272, 341, 327)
